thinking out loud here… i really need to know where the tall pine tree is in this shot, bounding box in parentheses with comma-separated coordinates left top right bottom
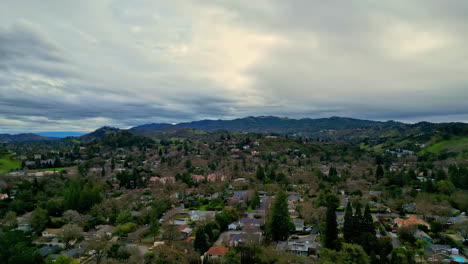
(343, 202, 354, 242)
(324, 204, 339, 250)
(267, 191, 292, 241)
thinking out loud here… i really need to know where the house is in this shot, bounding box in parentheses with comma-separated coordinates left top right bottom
(205, 246, 228, 258)
(394, 215, 430, 229)
(228, 223, 239, 231)
(191, 174, 205, 183)
(402, 202, 416, 212)
(94, 225, 115, 238)
(368, 191, 382, 197)
(0, 193, 9, 200)
(276, 235, 320, 256)
(233, 178, 247, 183)
(16, 213, 32, 231)
(59, 247, 84, 259)
(228, 233, 245, 247)
(189, 210, 216, 222)
(293, 219, 305, 232)
(38, 245, 61, 257)
(207, 173, 226, 182)
(227, 232, 262, 247)
(42, 228, 62, 238)
(178, 225, 193, 237)
(159, 177, 175, 184)
(239, 218, 262, 228)
(415, 230, 433, 244)
(149, 177, 160, 184)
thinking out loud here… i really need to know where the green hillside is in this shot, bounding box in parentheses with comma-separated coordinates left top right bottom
(0, 153, 22, 173)
(423, 136, 468, 154)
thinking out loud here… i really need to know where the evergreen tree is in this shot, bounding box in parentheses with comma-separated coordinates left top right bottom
(256, 165, 265, 181)
(328, 166, 339, 183)
(324, 204, 339, 250)
(353, 202, 363, 230)
(194, 228, 210, 254)
(343, 202, 354, 242)
(375, 165, 384, 180)
(250, 189, 260, 209)
(267, 191, 292, 241)
(363, 204, 375, 235)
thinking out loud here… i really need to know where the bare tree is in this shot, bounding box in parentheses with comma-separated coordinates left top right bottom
(87, 237, 111, 264)
(60, 224, 83, 249)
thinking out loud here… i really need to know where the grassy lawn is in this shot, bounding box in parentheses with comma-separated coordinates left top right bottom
(35, 167, 66, 172)
(423, 136, 468, 154)
(0, 154, 22, 173)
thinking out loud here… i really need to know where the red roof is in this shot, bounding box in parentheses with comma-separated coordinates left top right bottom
(206, 246, 228, 256)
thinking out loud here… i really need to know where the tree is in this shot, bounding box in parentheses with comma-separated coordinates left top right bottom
(390, 248, 414, 264)
(46, 254, 78, 264)
(30, 207, 49, 233)
(250, 189, 260, 209)
(328, 166, 339, 183)
(375, 165, 384, 180)
(343, 203, 353, 242)
(341, 243, 370, 264)
(215, 207, 239, 231)
(149, 209, 161, 242)
(161, 223, 180, 241)
(194, 228, 210, 253)
(0, 230, 44, 264)
(256, 165, 265, 181)
(63, 210, 81, 223)
(267, 191, 292, 241)
(3, 211, 18, 230)
(60, 224, 83, 248)
(362, 204, 375, 235)
(87, 237, 110, 264)
(222, 249, 241, 264)
(454, 221, 468, 243)
(324, 204, 339, 250)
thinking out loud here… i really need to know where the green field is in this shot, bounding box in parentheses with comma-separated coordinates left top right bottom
(423, 136, 468, 154)
(0, 154, 22, 173)
(36, 167, 66, 172)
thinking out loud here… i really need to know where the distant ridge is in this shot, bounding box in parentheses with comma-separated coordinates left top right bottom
(5, 116, 468, 143)
(130, 116, 404, 134)
(0, 133, 56, 143)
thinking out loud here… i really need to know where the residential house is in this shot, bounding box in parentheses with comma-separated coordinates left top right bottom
(276, 235, 320, 256)
(207, 173, 227, 182)
(159, 177, 175, 184)
(189, 210, 216, 222)
(38, 245, 61, 257)
(178, 225, 193, 237)
(0, 193, 9, 200)
(205, 246, 228, 258)
(191, 174, 205, 183)
(293, 219, 305, 232)
(94, 225, 115, 238)
(394, 215, 430, 229)
(415, 230, 433, 244)
(42, 228, 62, 238)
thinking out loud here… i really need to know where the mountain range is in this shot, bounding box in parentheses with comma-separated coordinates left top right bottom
(1, 116, 467, 143)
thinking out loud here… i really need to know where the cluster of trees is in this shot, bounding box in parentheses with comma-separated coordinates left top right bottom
(63, 180, 102, 213)
(343, 203, 376, 252)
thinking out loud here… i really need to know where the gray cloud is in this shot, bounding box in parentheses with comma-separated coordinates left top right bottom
(0, 0, 467, 133)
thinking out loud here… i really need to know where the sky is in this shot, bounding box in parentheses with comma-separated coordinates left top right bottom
(1, 0, 468, 133)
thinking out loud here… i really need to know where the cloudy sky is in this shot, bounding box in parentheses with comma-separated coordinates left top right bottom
(1, 0, 468, 133)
